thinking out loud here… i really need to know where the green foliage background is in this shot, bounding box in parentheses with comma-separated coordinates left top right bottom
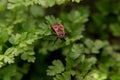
(0, 0, 120, 80)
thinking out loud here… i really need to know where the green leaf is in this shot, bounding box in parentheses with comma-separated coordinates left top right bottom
(56, 0, 66, 5)
(9, 34, 21, 45)
(25, 33, 38, 45)
(84, 39, 94, 49)
(4, 47, 15, 55)
(84, 69, 107, 80)
(69, 44, 84, 59)
(0, 28, 8, 45)
(37, 23, 51, 36)
(102, 45, 113, 55)
(30, 5, 45, 17)
(0, 55, 4, 60)
(80, 57, 97, 72)
(96, 0, 110, 15)
(34, 0, 68, 8)
(45, 15, 61, 25)
(92, 40, 105, 53)
(72, 0, 81, 3)
(47, 60, 65, 76)
(0, 45, 2, 53)
(35, 0, 55, 8)
(67, 7, 89, 24)
(0, 65, 16, 80)
(0, 62, 3, 68)
(53, 71, 71, 80)
(4, 55, 14, 64)
(92, 13, 105, 25)
(110, 23, 120, 36)
(0, 0, 7, 11)
(21, 51, 35, 62)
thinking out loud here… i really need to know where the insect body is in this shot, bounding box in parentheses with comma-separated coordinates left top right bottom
(52, 23, 65, 41)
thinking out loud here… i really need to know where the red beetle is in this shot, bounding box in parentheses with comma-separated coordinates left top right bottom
(52, 23, 65, 41)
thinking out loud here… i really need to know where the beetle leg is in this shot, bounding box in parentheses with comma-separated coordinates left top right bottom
(61, 38, 66, 41)
(53, 37, 58, 45)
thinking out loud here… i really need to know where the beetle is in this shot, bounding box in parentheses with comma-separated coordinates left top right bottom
(52, 23, 65, 41)
(51, 23, 66, 44)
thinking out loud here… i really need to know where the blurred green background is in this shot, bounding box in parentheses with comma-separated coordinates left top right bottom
(0, 0, 120, 80)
